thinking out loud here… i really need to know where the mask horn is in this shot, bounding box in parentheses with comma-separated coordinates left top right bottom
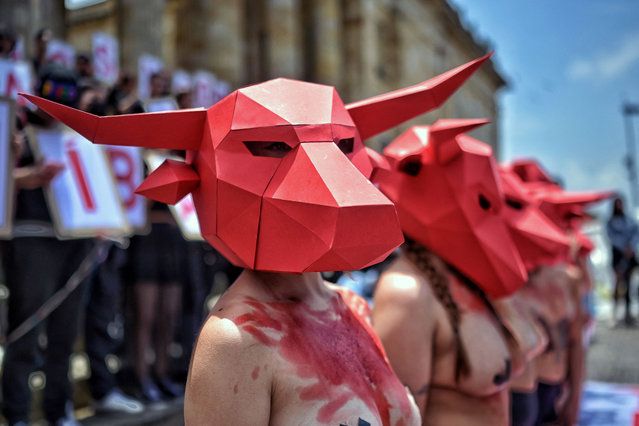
(346, 53, 492, 140)
(430, 118, 490, 164)
(20, 93, 206, 150)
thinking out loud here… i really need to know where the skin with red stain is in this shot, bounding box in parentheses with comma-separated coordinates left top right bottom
(372, 251, 516, 425)
(185, 270, 419, 426)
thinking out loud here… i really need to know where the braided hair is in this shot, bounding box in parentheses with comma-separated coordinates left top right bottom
(403, 238, 471, 380)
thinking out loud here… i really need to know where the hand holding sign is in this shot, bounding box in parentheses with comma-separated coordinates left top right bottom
(14, 160, 65, 190)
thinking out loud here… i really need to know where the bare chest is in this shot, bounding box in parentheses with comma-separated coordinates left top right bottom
(235, 296, 418, 426)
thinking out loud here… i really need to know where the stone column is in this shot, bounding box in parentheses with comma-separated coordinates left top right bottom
(266, 0, 301, 79)
(176, 1, 244, 88)
(314, 0, 341, 87)
(118, 0, 166, 71)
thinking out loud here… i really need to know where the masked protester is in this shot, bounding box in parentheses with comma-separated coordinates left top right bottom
(371, 122, 528, 425)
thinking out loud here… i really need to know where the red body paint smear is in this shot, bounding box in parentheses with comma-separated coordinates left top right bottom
(252, 366, 260, 380)
(234, 384, 238, 394)
(234, 295, 410, 426)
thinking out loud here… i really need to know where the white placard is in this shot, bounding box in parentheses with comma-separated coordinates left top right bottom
(138, 54, 163, 101)
(11, 36, 25, 61)
(172, 70, 192, 94)
(144, 97, 178, 113)
(0, 97, 15, 238)
(34, 128, 130, 238)
(192, 71, 231, 108)
(45, 39, 76, 69)
(0, 59, 34, 106)
(92, 32, 119, 85)
(192, 71, 216, 108)
(145, 151, 202, 241)
(105, 145, 147, 232)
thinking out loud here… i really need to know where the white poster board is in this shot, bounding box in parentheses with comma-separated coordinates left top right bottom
(0, 59, 34, 107)
(92, 31, 119, 85)
(144, 151, 202, 241)
(138, 54, 163, 101)
(32, 128, 131, 238)
(105, 145, 147, 233)
(144, 97, 178, 113)
(192, 71, 231, 108)
(0, 97, 15, 238)
(45, 39, 76, 69)
(172, 70, 192, 94)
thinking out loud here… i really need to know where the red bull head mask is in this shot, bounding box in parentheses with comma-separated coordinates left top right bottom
(22, 55, 490, 273)
(499, 167, 571, 271)
(373, 120, 528, 298)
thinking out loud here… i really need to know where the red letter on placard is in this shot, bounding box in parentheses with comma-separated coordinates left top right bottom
(66, 141, 96, 212)
(107, 149, 137, 208)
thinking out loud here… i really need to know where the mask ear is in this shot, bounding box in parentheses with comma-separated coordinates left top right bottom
(136, 159, 200, 204)
(430, 118, 490, 164)
(20, 93, 206, 150)
(346, 53, 491, 140)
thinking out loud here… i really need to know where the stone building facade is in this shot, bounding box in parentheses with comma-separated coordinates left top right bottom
(1, 0, 506, 155)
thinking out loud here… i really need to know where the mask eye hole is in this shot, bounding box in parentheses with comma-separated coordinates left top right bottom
(479, 194, 492, 210)
(337, 138, 354, 154)
(243, 141, 292, 158)
(400, 160, 422, 176)
(505, 199, 523, 210)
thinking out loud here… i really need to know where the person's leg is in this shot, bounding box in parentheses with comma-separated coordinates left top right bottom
(624, 265, 634, 322)
(1, 238, 56, 424)
(154, 283, 183, 397)
(85, 249, 121, 400)
(133, 281, 161, 400)
(42, 239, 91, 423)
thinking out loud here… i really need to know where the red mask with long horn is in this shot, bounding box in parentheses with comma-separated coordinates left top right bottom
(499, 167, 571, 271)
(372, 120, 528, 298)
(22, 55, 490, 273)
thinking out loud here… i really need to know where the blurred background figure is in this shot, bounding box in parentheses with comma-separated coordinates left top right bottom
(2, 62, 91, 426)
(0, 24, 16, 58)
(606, 196, 639, 325)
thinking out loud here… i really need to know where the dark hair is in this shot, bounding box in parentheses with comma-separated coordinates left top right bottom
(403, 238, 471, 380)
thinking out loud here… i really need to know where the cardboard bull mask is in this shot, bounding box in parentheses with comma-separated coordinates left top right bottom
(22, 55, 490, 273)
(373, 120, 528, 298)
(507, 159, 613, 231)
(499, 167, 571, 271)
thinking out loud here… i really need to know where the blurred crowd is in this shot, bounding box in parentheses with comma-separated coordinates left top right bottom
(0, 26, 241, 425)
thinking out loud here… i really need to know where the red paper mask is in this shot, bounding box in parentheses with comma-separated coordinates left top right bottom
(507, 159, 613, 261)
(499, 168, 571, 271)
(373, 120, 528, 298)
(22, 55, 490, 273)
(507, 159, 613, 231)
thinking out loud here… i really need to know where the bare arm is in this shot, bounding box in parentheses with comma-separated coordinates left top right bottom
(184, 315, 272, 425)
(372, 272, 436, 420)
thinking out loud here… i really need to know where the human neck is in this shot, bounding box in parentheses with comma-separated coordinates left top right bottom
(247, 270, 330, 302)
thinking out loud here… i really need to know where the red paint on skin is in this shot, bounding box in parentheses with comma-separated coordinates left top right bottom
(234, 384, 238, 394)
(252, 366, 260, 380)
(233, 294, 410, 426)
(448, 274, 488, 312)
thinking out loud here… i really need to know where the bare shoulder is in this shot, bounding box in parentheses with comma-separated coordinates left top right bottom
(185, 291, 273, 425)
(375, 257, 436, 311)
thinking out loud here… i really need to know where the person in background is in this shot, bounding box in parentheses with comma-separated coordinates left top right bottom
(2, 62, 91, 426)
(31, 27, 52, 75)
(77, 77, 144, 415)
(125, 71, 185, 402)
(0, 24, 16, 58)
(606, 196, 639, 325)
